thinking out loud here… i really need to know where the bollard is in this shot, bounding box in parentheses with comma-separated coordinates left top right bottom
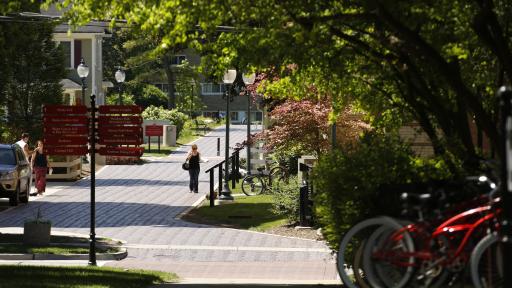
(209, 170, 214, 207)
(217, 138, 220, 156)
(299, 185, 309, 227)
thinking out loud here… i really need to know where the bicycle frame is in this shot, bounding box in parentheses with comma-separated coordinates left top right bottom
(373, 200, 502, 270)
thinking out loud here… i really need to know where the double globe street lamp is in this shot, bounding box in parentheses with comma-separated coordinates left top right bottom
(220, 69, 255, 200)
(76, 58, 97, 266)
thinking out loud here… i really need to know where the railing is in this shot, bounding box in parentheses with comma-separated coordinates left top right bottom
(204, 146, 243, 207)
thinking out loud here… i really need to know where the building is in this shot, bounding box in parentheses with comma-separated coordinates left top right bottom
(150, 49, 263, 124)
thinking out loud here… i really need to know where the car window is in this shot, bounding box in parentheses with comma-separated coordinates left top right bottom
(0, 148, 16, 165)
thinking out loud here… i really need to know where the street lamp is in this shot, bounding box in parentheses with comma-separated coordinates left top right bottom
(220, 69, 247, 200)
(114, 67, 126, 105)
(77, 58, 96, 266)
(242, 73, 255, 175)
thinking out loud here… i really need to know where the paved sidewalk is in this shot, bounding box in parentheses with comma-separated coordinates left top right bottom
(0, 125, 339, 284)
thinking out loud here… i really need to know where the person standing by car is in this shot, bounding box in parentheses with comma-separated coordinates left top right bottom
(15, 132, 32, 160)
(31, 140, 50, 195)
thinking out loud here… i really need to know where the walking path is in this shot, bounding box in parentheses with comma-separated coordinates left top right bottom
(0, 125, 339, 284)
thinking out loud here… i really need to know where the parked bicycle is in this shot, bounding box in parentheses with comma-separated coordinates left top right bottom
(241, 165, 288, 196)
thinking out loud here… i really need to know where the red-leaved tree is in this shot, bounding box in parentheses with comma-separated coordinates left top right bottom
(259, 99, 331, 156)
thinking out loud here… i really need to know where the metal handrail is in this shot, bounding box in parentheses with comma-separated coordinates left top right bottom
(204, 144, 243, 207)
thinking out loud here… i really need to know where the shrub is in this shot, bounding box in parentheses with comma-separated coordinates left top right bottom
(271, 176, 301, 224)
(142, 106, 189, 137)
(311, 132, 452, 250)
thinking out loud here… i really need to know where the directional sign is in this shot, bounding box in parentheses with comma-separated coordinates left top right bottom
(145, 125, 163, 137)
(99, 105, 142, 114)
(98, 126, 142, 135)
(44, 136, 88, 146)
(43, 105, 87, 114)
(99, 147, 144, 157)
(98, 136, 143, 145)
(98, 116, 142, 126)
(44, 146, 88, 156)
(44, 116, 88, 125)
(44, 126, 89, 135)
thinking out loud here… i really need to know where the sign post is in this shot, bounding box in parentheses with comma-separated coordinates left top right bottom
(89, 95, 97, 266)
(145, 124, 163, 153)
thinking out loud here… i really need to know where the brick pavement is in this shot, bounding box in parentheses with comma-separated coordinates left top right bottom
(0, 125, 339, 284)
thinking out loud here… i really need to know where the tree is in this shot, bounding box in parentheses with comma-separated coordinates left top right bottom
(260, 99, 331, 156)
(51, 0, 512, 169)
(0, 12, 65, 141)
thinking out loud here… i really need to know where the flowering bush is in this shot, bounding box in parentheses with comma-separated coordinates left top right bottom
(142, 106, 189, 137)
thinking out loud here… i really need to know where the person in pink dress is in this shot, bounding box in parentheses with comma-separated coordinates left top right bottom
(31, 140, 51, 195)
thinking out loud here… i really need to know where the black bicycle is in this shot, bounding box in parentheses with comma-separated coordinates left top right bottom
(241, 165, 288, 196)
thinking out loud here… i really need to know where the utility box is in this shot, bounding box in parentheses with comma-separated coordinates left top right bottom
(164, 125, 176, 146)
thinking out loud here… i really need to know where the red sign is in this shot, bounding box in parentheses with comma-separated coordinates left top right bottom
(44, 126, 89, 135)
(44, 116, 88, 125)
(44, 136, 88, 146)
(99, 147, 144, 157)
(98, 126, 142, 135)
(98, 136, 143, 145)
(44, 146, 88, 156)
(98, 116, 142, 125)
(99, 105, 142, 114)
(145, 125, 163, 137)
(44, 105, 87, 114)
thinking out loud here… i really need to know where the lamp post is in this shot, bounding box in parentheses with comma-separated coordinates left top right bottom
(115, 67, 126, 105)
(220, 69, 248, 200)
(242, 73, 255, 175)
(77, 58, 96, 266)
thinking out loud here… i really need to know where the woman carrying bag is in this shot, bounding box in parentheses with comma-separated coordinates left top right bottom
(186, 144, 201, 193)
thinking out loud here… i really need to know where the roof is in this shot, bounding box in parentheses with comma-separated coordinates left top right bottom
(41, 4, 112, 35)
(0, 144, 14, 149)
(60, 79, 82, 90)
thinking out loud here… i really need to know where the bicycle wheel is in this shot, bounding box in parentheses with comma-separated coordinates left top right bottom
(337, 216, 415, 288)
(241, 175, 265, 196)
(362, 221, 416, 288)
(470, 233, 504, 288)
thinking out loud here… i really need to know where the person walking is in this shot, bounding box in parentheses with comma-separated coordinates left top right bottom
(15, 132, 32, 160)
(186, 144, 201, 193)
(31, 140, 50, 195)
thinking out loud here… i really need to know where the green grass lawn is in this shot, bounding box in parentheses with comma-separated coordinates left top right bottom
(0, 265, 177, 288)
(141, 119, 219, 158)
(141, 144, 176, 157)
(0, 233, 120, 254)
(182, 192, 287, 232)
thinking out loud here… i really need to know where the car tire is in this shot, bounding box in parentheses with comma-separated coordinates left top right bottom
(9, 183, 20, 206)
(20, 181, 29, 203)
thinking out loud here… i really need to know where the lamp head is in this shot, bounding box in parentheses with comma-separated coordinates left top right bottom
(76, 58, 89, 79)
(115, 68, 126, 83)
(223, 69, 237, 84)
(242, 73, 256, 85)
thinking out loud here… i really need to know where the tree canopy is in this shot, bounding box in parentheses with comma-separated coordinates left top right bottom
(42, 0, 512, 168)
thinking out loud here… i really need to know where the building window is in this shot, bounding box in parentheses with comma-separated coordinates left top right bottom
(58, 41, 72, 68)
(154, 83, 170, 93)
(201, 83, 226, 95)
(230, 111, 239, 121)
(171, 55, 187, 65)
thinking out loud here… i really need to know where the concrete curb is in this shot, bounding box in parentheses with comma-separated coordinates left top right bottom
(0, 247, 127, 261)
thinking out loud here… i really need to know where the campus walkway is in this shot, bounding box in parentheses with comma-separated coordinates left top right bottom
(0, 125, 339, 284)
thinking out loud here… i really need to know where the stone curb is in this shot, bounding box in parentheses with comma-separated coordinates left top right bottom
(0, 247, 127, 261)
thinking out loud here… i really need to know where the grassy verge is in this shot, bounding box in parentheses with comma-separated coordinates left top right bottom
(182, 187, 287, 232)
(0, 233, 121, 254)
(142, 118, 220, 158)
(141, 144, 175, 157)
(0, 265, 177, 288)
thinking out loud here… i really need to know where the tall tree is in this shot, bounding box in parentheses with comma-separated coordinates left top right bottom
(0, 6, 65, 141)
